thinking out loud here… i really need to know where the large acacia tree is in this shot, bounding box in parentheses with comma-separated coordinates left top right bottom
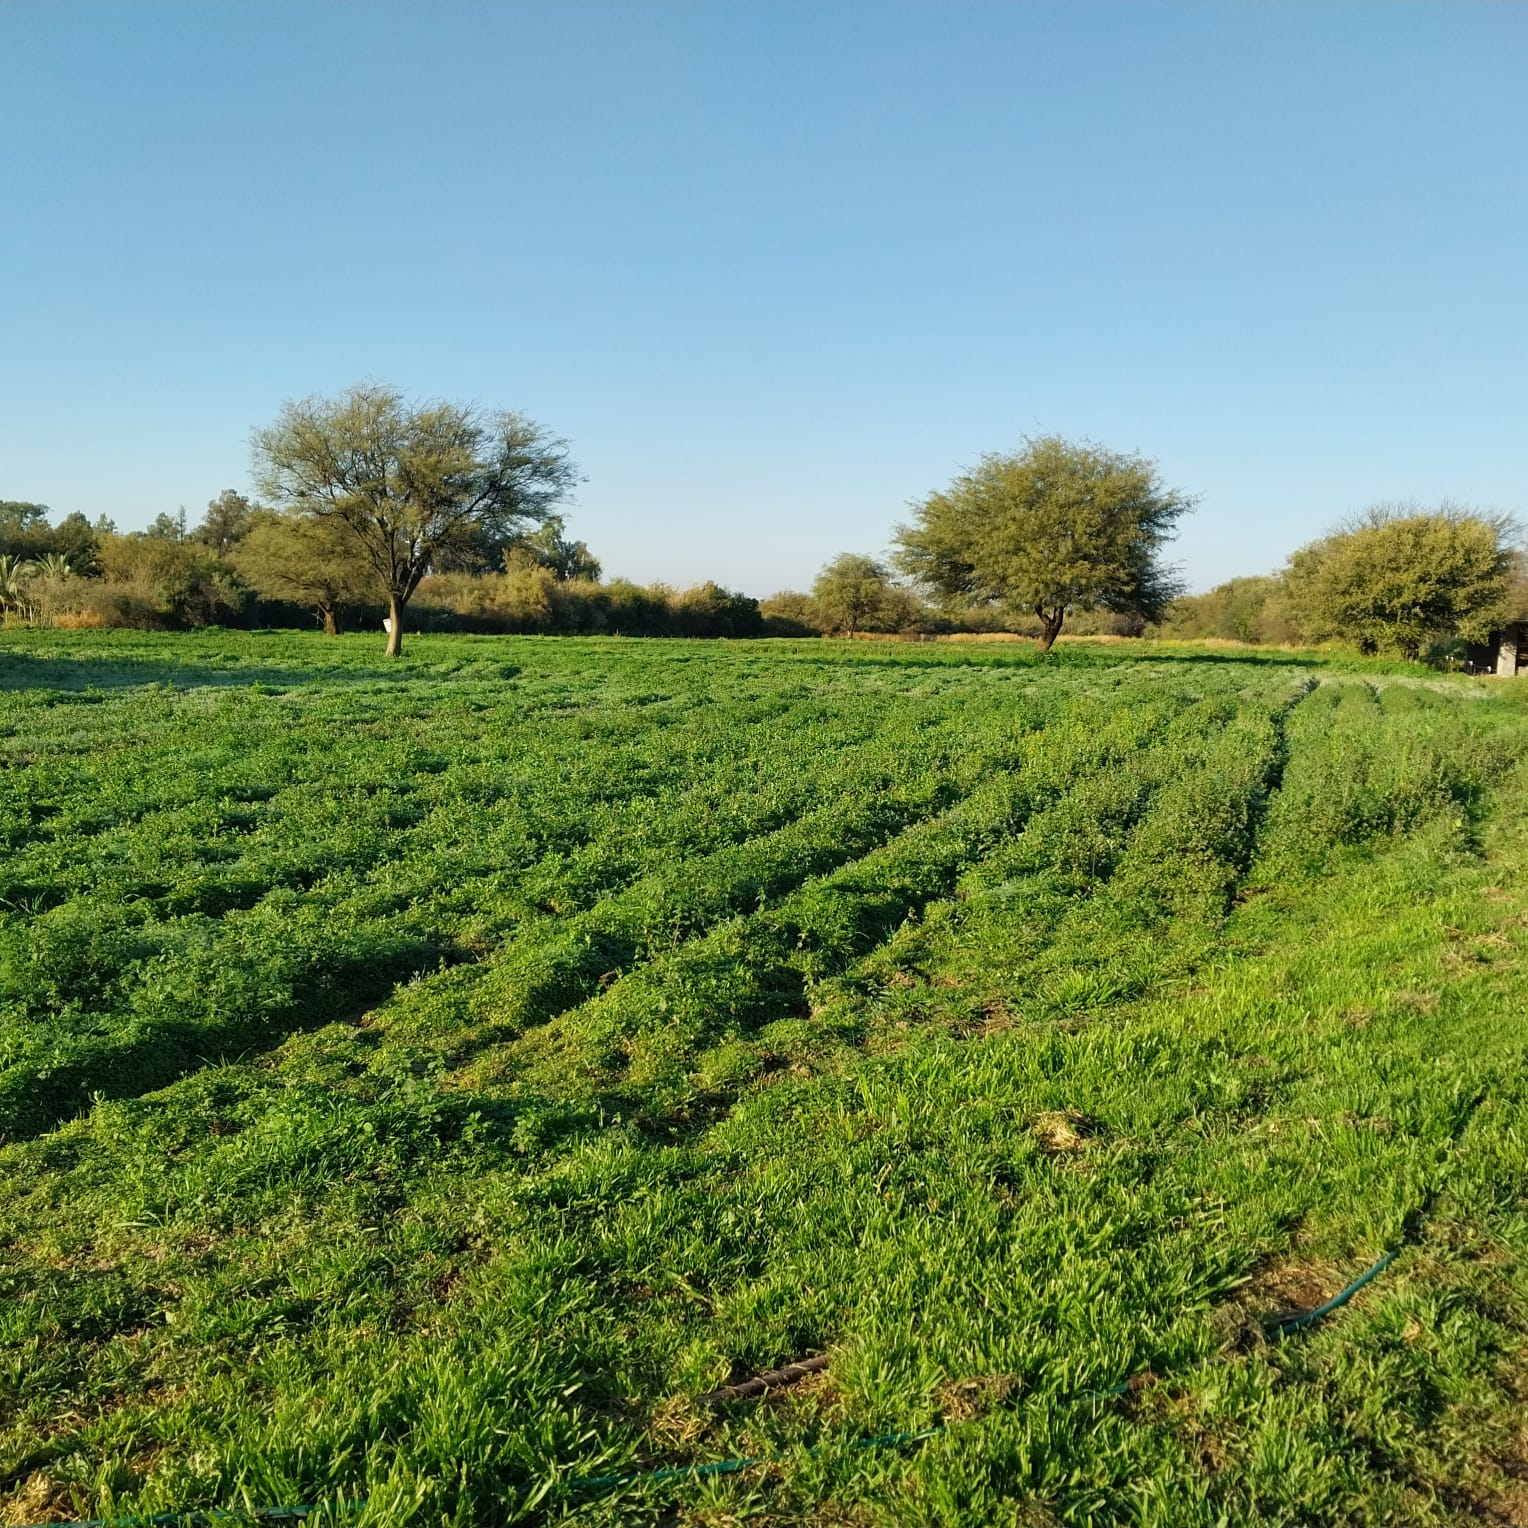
(894, 435, 1193, 652)
(252, 383, 578, 655)
(1283, 503, 1514, 659)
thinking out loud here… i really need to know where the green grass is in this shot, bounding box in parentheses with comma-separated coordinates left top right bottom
(1, 629, 1525, 1526)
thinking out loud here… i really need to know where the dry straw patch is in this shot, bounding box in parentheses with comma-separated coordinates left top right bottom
(1030, 1109, 1092, 1155)
(1489, 1428, 1528, 1523)
(938, 1372, 1021, 1421)
(1210, 1256, 1353, 1346)
(2, 1472, 74, 1527)
(648, 1392, 713, 1452)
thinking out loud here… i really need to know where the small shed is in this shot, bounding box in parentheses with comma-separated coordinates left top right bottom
(1467, 621, 1528, 676)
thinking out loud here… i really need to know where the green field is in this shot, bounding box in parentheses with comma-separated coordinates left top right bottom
(3, 630, 1527, 1527)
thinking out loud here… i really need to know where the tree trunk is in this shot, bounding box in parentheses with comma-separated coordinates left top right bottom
(385, 593, 404, 657)
(320, 605, 339, 636)
(1035, 607, 1065, 653)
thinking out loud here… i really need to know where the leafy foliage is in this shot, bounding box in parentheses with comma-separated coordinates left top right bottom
(810, 553, 903, 635)
(232, 510, 375, 633)
(502, 514, 602, 582)
(0, 501, 52, 560)
(0, 554, 37, 618)
(1285, 504, 1515, 658)
(252, 383, 579, 655)
(194, 490, 257, 558)
(0, 503, 103, 576)
(895, 434, 1193, 651)
(93, 519, 245, 628)
(1159, 574, 1302, 644)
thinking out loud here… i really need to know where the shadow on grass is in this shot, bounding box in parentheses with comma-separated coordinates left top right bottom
(781, 643, 1328, 674)
(0, 650, 412, 693)
(0, 936, 467, 1143)
(0, 634, 1360, 695)
(1125, 648, 1325, 669)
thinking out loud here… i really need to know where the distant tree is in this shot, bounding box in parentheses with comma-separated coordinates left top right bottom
(252, 382, 578, 656)
(196, 490, 256, 557)
(894, 435, 1193, 653)
(146, 509, 188, 541)
(98, 528, 244, 628)
(599, 579, 672, 636)
(1505, 549, 1528, 622)
(811, 553, 899, 636)
(0, 502, 53, 560)
(759, 590, 824, 635)
(50, 512, 104, 576)
(1, 503, 106, 572)
(1161, 574, 1301, 645)
(232, 511, 374, 634)
(670, 581, 764, 638)
(503, 513, 602, 582)
(1284, 503, 1515, 659)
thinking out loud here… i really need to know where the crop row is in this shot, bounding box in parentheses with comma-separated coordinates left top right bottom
(0, 651, 1084, 1137)
(459, 682, 1282, 1111)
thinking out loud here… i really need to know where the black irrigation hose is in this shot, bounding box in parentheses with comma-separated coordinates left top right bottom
(696, 1353, 832, 1407)
(20, 1246, 1401, 1527)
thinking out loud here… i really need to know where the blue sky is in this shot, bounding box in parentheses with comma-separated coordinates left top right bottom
(3, 1, 1524, 595)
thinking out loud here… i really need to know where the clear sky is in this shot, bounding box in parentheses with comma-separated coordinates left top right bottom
(3, 1, 1524, 596)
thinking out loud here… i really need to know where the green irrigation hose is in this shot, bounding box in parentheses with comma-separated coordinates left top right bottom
(564, 1422, 949, 1494)
(14, 1505, 356, 1527)
(17, 1245, 1401, 1528)
(1264, 1247, 1398, 1338)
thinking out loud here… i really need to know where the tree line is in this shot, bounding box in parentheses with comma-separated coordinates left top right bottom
(0, 387, 763, 647)
(0, 494, 763, 645)
(1160, 506, 1524, 659)
(4, 381, 1519, 660)
(773, 448, 1520, 662)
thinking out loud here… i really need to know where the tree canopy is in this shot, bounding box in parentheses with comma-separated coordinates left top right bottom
(0, 503, 106, 574)
(504, 514, 602, 582)
(1284, 504, 1515, 659)
(0, 502, 54, 561)
(1160, 575, 1301, 646)
(196, 490, 256, 557)
(232, 510, 374, 634)
(811, 553, 900, 636)
(893, 435, 1192, 651)
(252, 383, 579, 655)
